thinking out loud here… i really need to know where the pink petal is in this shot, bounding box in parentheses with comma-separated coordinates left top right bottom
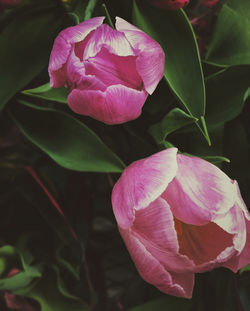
(49, 17, 105, 87)
(132, 198, 195, 272)
(214, 204, 246, 253)
(237, 220, 250, 270)
(68, 84, 147, 124)
(234, 181, 250, 221)
(112, 148, 178, 229)
(115, 17, 165, 94)
(163, 154, 236, 225)
(132, 197, 179, 253)
(65, 49, 86, 86)
(214, 181, 250, 272)
(119, 227, 194, 298)
(84, 47, 143, 89)
(83, 24, 134, 59)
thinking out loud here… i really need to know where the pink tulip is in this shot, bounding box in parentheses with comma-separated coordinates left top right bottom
(112, 148, 250, 298)
(201, 0, 219, 8)
(147, 0, 189, 10)
(48, 17, 164, 125)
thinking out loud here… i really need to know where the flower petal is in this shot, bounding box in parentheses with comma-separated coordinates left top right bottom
(49, 17, 105, 87)
(213, 204, 246, 253)
(233, 181, 250, 269)
(84, 47, 143, 89)
(115, 17, 165, 94)
(237, 220, 250, 270)
(112, 148, 178, 229)
(119, 227, 194, 298)
(132, 197, 179, 252)
(234, 181, 250, 221)
(68, 84, 147, 124)
(83, 24, 134, 59)
(164, 154, 236, 225)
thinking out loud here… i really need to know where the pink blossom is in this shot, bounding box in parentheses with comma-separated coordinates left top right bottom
(201, 0, 219, 8)
(147, 0, 189, 10)
(49, 17, 164, 125)
(112, 148, 250, 298)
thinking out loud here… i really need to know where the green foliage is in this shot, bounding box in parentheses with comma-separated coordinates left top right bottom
(0, 244, 42, 292)
(23, 83, 68, 104)
(0, 0, 250, 310)
(9, 101, 125, 172)
(240, 264, 250, 275)
(206, 0, 250, 66)
(149, 108, 198, 144)
(133, 0, 206, 119)
(0, 0, 65, 111)
(19, 267, 89, 311)
(205, 65, 250, 126)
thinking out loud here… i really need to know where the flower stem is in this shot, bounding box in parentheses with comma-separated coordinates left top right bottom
(102, 3, 114, 28)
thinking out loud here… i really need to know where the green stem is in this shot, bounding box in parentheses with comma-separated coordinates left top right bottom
(200, 116, 211, 146)
(102, 3, 114, 28)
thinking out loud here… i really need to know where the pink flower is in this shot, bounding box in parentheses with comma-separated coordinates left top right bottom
(112, 148, 250, 298)
(200, 0, 219, 8)
(148, 0, 189, 10)
(48, 17, 164, 125)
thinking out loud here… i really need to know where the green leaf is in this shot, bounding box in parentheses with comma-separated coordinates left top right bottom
(17, 268, 88, 311)
(0, 1, 64, 111)
(149, 108, 198, 144)
(56, 247, 80, 280)
(205, 65, 250, 126)
(0, 244, 42, 292)
(133, 0, 206, 119)
(206, 0, 250, 66)
(23, 83, 68, 104)
(0, 267, 42, 292)
(0, 246, 17, 277)
(129, 296, 192, 311)
(84, 0, 99, 20)
(9, 101, 125, 173)
(240, 264, 250, 275)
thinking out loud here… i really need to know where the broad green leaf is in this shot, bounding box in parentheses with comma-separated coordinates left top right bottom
(133, 0, 206, 118)
(129, 296, 192, 311)
(206, 0, 250, 66)
(205, 65, 250, 126)
(9, 101, 125, 172)
(0, 1, 64, 111)
(149, 108, 198, 144)
(23, 83, 68, 104)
